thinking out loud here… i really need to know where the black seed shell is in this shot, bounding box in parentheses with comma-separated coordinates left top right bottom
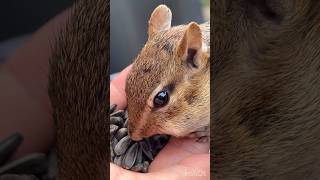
(114, 128, 128, 141)
(114, 136, 131, 156)
(139, 141, 153, 160)
(110, 104, 170, 173)
(122, 143, 139, 169)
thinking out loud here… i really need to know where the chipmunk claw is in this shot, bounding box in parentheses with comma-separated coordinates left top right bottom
(187, 126, 209, 143)
(196, 136, 209, 143)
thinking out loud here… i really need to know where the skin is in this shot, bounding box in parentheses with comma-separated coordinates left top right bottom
(110, 66, 210, 180)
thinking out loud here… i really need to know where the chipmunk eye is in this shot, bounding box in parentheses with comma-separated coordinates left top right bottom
(153, 90, 169, 108)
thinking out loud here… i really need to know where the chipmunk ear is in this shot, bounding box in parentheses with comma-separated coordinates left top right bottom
(177, 22, 202, 69)
(148, 5, 172, 39)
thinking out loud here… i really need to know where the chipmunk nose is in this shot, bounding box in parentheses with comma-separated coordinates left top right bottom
(131, 134, 143, 141)
(128, 125, 143, 141)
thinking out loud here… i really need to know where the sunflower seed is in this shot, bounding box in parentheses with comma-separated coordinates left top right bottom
(135, 144, 143, 164)
(114, 156, 123, 166)
(139, 141, 153, 160)
(110, 124, 118, 134)
(110, 116, 124, 127)
(111, 138, 118, 150)
(110, 145, 115, 161)
(124, 110, 128, 120)
(114, 136, 131, 156)
(149, 138, 163, 152)
(123, 119, 128, 128)
(114, 128, 128, 141)
(0, 153, 48, 175)
(159, 135, 170, 145)
(110, 104, 117, 113)
(110, 110, 125, 118)
(151, 135, 169, 145)
(0, 174, 39, 180)
(110, 104, 170, 173)
(130, 163, 143, 172)
(122, 143, 139, 169)
(131, 161, 149, 173)
(0, 133, 23, 165)
(150, 135, 169, 152)
(143, 161, 150, 173)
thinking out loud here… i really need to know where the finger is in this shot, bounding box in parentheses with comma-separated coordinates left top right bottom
(149, 137, 209, 171)
(110, 64, 132, 110)
(177, 154, 210, 180)
(111, 154, 209, 180)
(111, 64, 132, 92)
(148, 154, 210, 180)
(179, 153, 210, 170)
(110, 83, 127, 110)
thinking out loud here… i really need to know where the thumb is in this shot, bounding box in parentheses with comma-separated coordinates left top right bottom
(148, 154, 210, 180)
(110, 64, 132, 110)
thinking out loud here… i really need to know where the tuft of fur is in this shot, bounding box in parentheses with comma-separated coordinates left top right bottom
(48, 0, 109, 179)
(212, 0, 320, 179)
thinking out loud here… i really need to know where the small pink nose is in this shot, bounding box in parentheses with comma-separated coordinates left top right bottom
(128, 126, 143, 141)
(130, 134, 143, 141)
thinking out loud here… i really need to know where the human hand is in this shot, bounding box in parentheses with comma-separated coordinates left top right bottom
(110, 65, 210, 180)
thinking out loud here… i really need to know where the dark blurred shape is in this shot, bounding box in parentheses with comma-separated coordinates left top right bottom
(0, 1, 72, 42)
(0, 133, 23, 165)
(0, 174, 39, 180)
(111, 0, 204, 74)
(0, 133, 56, 180)
(0, 1, 72, 63)
(0, 36, 30, 63)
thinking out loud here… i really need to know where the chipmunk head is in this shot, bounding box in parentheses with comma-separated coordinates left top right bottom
(125, 5, 210, 141)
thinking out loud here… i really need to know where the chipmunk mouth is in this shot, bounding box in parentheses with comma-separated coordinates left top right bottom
(128, 128, 143, 141)
(137, 126, 169, 140)
(131, 136, 143, 141)
(186, 126, 209, 139)
(129, 126, 160, 141)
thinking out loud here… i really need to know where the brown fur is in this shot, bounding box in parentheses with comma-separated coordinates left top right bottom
(212, 0, 320, 179)
(126, 5, 210, 141)
(48, 0, 109, 179)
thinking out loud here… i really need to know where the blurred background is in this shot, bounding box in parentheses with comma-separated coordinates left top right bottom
(0, 1, 72, 64)
(0, 0, 210, 70)
(110, 0, 210, 76)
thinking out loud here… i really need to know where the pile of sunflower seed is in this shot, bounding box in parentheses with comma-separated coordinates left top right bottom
(0, 133, 57, 180)
(110, 104, 170, 173)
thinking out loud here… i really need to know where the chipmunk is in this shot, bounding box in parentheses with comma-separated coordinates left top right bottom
(125, 5, 210, 141)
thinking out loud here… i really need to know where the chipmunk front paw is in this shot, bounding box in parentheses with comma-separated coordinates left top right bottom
(187, 126, 209, 143)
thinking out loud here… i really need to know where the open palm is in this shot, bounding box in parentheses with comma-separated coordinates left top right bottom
(110, 65, 209, 180)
